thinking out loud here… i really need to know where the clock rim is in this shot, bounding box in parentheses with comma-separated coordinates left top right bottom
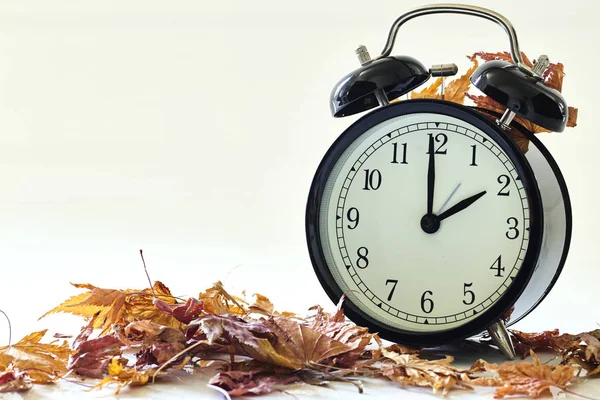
(473, 107, 572, 327)
(305, 99, 544, 346)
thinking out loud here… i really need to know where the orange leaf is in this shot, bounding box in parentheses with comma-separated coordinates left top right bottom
(380, 349, 472, 395)
(0, 330, 72, 383)
(41, 281, 181, 334)
(442, 56, 479, 104)
(470, 352, 577, 398)
(411, 78, 442, 100)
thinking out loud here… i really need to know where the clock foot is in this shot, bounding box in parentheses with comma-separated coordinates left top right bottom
(487, 320, 516, 359)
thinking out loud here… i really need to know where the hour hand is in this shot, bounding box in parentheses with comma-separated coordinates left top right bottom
(437, 190, 487, 221)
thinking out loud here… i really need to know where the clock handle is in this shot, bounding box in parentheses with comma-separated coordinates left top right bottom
(487, 320, 516, 359)
(374, 4, 534, 77)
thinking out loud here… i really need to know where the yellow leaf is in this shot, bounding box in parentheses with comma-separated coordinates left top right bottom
(380, 349, 472, 395)
(92, 358, 151, 395)
(41, 281, 181, 334)
(442, 56, 479, 104)
(0, 330, 72, 383)
(411, 78, 442, 99)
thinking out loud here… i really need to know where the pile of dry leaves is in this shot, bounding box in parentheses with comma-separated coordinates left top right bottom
(1, 274, 598, 398)
(0, 52, 585, 398)
(0, 272, 598, 398)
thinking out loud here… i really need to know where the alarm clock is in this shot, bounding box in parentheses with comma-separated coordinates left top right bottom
(305, 4, 571, 358)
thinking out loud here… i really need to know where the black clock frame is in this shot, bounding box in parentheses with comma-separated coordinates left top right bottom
(306, 99, 544, 347)
(473, 107, 572, 327)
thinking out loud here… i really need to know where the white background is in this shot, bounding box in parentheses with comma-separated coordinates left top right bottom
(0, 0, 598, 398)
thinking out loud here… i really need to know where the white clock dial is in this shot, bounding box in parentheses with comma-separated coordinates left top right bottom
(319, 112, 531, 332)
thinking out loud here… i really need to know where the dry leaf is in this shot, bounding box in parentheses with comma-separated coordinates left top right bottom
(41, 281, 180, 334)
(471, 51, 534, 68)
(123, 320, 187, 366)
(124, 281, 182, 328)
(0, 367, 32, 393)
(306, 298, 373, 367)
(442, 56, 479, 103)
(199, 281, 247, 315)
(92, 358, 154, 394)
(510, 329, 563, 358)
(0, 330, 71, 383)
(567, 107, 578, 128)
(411, 78, 442, 99)
(380, 349, 472, 395)
(559, 330, 600, 376)
(68, 322, 123, 378)
(155, 297, 204, 324)
(209, 369, 300, 397)
(94, 355, 190, 394)
(248, 294, 275, 316)
(470, 351, 577, 398)
(199, 314, 358, 370)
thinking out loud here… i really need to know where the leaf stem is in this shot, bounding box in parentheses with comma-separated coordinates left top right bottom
(0, 309, 11, 347)
(139, 249, 156, 299)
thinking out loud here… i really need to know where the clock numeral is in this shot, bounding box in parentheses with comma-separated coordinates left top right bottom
(470, 145, 478, 166)
(356, 247, 369, 269)
(497, 174, 511, 196)
(462, 282, 475, 305)
(420, 290, 434, 314)
(362, 169, 382, 190)
(426, 133, 448, 155)
(391, 142, 408, 164)
(346, 207, 359, 229)
(385, 279, 398, 301)
(490, 255, 505, 277)
(506, 217, 520, 240)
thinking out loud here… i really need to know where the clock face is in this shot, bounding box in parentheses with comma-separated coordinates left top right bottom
(307, 101, 542, 342)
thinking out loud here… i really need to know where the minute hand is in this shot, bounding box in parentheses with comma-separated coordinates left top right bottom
(437, 190, 487, 221)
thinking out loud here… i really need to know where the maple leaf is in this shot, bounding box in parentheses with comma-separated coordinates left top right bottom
(209, 368, 301, 397)
(199, 314, 356, 370)
(379, 349, 472, 395)
(0, 330, 71, 383)
(472, 50, 534, 68)
(0, 367, 32, 393)
(199, 281, 247, 315)
(509, 329, 565, 358)
(124, 281, 182, 328)
(442, 56, 479, 104)
(470, 352, 577, 398)
(306, 299, 373, 367)
(557, 330, 600, 375)
(411, 78, 442, 99)
(41, 281, 181, 334)
(68, 319, 124, 378)
(248, 293, 275, 316)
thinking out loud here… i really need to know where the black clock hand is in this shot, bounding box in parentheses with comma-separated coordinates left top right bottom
(426, 134, 435, 216)
(437, 190, 487, 221)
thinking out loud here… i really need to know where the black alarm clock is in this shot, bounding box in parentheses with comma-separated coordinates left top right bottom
(306, 4, 571, 358)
